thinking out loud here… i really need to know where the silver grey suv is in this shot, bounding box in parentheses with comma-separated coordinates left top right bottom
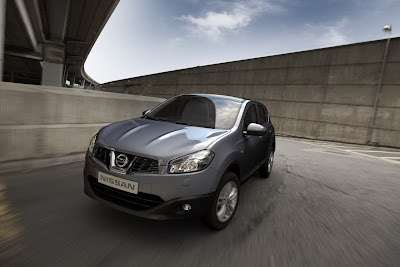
(84, 94, 275, 229)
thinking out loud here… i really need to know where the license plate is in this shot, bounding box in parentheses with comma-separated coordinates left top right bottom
(98, 171, 138, 194)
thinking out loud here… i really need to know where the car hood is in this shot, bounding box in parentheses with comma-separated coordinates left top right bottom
(97, 118, 229, 164)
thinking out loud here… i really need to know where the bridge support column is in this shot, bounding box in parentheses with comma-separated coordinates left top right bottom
(40, 0, 70, 87)
(69, 73, 76, 88)
(41, 42, 65, 86)
(0, 0, 6, 81)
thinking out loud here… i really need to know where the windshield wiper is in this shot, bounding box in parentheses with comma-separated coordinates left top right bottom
(175, 120, 194, 126)
(145, 115, 160, 121)
(174, 121, 214, 128)
(146, 115, 169, 121)
(146, 116, 172, 123)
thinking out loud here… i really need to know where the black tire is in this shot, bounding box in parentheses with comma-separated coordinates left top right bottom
(259, 149, 274, 178)
(203, 172, 240, 230)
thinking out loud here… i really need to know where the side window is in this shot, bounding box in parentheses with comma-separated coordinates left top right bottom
(257, 104, 267, 125)
(243, 104, 257, 130)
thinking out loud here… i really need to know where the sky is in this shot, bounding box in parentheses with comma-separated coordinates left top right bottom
(85, 0, 400, 84)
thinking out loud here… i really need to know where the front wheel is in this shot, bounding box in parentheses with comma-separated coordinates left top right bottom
(259, 149, 274, 178)
(203, 172, 240, 230)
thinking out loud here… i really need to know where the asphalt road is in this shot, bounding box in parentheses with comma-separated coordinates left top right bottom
(1, 137, 400, 266)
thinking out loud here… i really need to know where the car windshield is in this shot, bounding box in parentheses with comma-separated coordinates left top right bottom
(146, 95, 242, 130)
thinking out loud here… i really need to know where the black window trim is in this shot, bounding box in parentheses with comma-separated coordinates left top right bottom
(242, 102, 258, 130)
(240, 101, 272, 130)
(255, 103, 265, 125)
(252, 101, 270, 125)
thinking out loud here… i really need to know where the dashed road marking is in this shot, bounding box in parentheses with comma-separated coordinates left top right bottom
(277, 137, 400, 165)
(346, 150, 400, 154)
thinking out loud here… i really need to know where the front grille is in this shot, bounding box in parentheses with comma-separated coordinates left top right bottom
(94, 147, 110, 165)
(94, 147, 159, 173)
(88, 175, 164, 211)
(131, 157, 159, 172)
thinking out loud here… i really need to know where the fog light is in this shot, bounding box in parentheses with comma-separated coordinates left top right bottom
(182, 204, 191, 211)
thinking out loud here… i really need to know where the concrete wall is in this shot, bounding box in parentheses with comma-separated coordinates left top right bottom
(0, 82, 164, 170)
(99, 38, 400, 148)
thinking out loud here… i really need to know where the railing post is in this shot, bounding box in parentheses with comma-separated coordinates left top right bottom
(367, 36, 391, 145)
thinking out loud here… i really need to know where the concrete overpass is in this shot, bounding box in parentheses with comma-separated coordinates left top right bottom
(0, 0, 160, 172)
(0, 0, 119, 87)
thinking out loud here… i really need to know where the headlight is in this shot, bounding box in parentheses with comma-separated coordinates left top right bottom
(168, 150, 214, 174)
(88, 134, 97, 155)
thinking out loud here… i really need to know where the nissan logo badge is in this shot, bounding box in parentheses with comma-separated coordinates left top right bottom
(115, 154, 129, 168)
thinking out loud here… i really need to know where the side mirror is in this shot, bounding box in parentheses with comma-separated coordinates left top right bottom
(244, 123, 266, 136)
(142, 110, 151, 116)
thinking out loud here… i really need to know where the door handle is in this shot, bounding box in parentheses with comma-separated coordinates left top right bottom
(259, 136, 263, 140)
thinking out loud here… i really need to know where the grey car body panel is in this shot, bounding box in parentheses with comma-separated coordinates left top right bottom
(208, 100, 275, 181)
(96, 118, 229, 165)
(84, 94, 275, 219)
(85, 154, 222, 201)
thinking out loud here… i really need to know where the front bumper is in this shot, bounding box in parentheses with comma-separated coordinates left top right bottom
(83, 153, 218, 220)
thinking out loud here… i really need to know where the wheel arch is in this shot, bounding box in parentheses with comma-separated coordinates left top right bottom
(222, 161, 241, 181)
(271, 134, 276, 152)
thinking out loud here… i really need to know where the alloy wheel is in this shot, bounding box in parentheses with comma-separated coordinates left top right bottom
(216, 181, 238, 223)
(268, 151, 274, 173)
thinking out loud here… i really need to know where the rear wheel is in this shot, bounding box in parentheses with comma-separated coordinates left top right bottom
(204, 172, 240, 230)
(259, 149, 274, 178)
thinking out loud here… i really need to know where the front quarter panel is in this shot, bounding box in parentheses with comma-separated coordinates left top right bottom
(207, 101, 250, 181)
(208, 130, 243, 179)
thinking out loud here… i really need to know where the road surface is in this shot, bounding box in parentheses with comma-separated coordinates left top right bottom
(1, 137, 400, 266)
